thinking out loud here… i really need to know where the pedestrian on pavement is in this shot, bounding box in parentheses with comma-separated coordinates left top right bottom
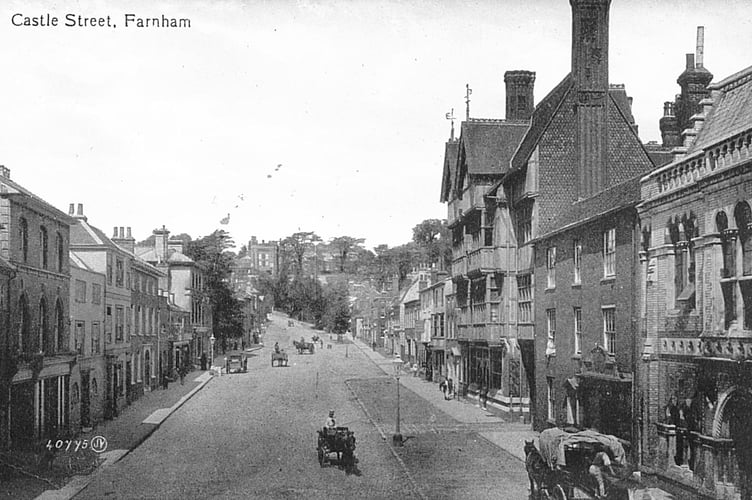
(480, 384, 489, 409)
(439, 377, 447, 398)
(200, 352, 207, 371)
(412, 363, 419, 377)
(162, 369, 169, 390)
(179, 365, 185, 385)
(447, 378, 454, 398)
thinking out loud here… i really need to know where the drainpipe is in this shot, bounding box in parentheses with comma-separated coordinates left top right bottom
(4, 267, 17, 448)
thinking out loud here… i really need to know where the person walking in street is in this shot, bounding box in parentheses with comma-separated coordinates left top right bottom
(439, 377, 447, 399)
(447, 378, 454, 399)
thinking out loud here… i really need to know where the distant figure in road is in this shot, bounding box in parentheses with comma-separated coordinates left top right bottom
(412, 363, 419, 377)
(325, 410, 336, 429)
(439, 377, 447, 398)
(447, 378, 454, 398)
(274, 342, 280, 354)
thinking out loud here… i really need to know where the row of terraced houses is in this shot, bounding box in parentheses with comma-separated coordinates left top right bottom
(0, 184, 215, 451)
(355, 1, 752, 498)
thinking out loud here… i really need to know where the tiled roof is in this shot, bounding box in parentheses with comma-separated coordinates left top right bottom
(537, 176, 641, 241)
(511, 74, 574, 172)
(0, 176, 73, 222)
(439, 139, 459, 203)
(509, 75, 654, 177)
(134, 246, 194, 265)
(689, 65, 752, 153)
(460, 119, 529, 176)
(168, 251, 193, 264)
(70, 219, 120, 249)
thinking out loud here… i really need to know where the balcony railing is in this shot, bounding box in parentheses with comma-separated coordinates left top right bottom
(452, 256, 467, 277)
(457, 301, 502, 327)
(467, 247, 495, 275)
(655, 424, 741, 498)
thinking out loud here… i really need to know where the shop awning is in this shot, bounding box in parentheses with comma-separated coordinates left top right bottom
(565, 377, 579, 390)
(450, 347, 461, 356)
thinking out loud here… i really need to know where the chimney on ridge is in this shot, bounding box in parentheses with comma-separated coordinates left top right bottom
(153, 225, 170, 264)
(112, 225, 136, 254)
(504, 70, 536, 121)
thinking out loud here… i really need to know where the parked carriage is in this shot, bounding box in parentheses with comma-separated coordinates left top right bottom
(271, 350, 288, 367)
(316, 426, 356, 471)
(526, 429, 639, 500)
(293, 340, 315, 354)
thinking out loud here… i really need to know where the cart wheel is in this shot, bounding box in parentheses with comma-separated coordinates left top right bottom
(317, 447, 325, 467)
(550, 484, 567, 500)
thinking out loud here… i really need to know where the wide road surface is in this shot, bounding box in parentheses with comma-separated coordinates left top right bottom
(77, 312, 528, 499)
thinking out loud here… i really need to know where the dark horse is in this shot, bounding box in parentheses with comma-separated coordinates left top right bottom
(524, 439, 548, 499)
(317, 427, 357, 473)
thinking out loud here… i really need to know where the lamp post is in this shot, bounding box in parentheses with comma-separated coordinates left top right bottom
(209, 334, 216, 367)
(392, 354, 403, 446)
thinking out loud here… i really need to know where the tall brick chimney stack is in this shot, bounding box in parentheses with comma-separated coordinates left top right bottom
(676, 26, 713, 134)
(112, 226, 135, 254)
(153, 225, 170, 264)
(570, 0, 611, 199)
(504, 70, 536, 121)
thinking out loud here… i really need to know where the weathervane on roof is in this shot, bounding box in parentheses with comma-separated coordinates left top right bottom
(445, 108, 455, 140)
(465, 83, 472, 120)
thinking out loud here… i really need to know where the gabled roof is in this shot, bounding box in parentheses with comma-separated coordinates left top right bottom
(457, 119, 529, 181)
(135, 246, 195, 265)
(689, 65, 752, 154)
(536, 176, 641, 242)
(510, 74, 574, 173)
(0, 175, 74, 223)
(439, 139, 459, 203)
(70, 219, 122, 250)
(508, 75, 652, 179)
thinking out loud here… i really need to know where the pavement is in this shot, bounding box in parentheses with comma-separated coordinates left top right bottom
(30, 357, 229, 500)
(350, 337, 537, 463)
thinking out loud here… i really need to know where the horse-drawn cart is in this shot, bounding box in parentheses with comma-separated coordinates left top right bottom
(293, 340, 315, 354)
(271, 350, 288, 367)
(316, 427, 356, 471)
(526, 429, 638, 500)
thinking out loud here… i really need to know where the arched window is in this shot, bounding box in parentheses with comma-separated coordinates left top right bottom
(71, 383, 79, 404)
(717, 211, 737, 329)
(39, 298, 50, 353)
(56, 232, 64, 273)
(39, 226, 48, 269)
(55, 299, 65, 353)
(18, 294, 31, 353)
(19, 218, 28, 263)
(734, 202, 752, 276)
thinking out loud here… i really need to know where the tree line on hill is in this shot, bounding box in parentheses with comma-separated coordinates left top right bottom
(254, 218, 451, 332)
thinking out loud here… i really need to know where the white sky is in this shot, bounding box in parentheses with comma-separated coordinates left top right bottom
(0, 0, 750, 250)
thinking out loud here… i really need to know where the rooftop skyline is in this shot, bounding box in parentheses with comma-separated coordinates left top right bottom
(1, 0, 749, 250)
